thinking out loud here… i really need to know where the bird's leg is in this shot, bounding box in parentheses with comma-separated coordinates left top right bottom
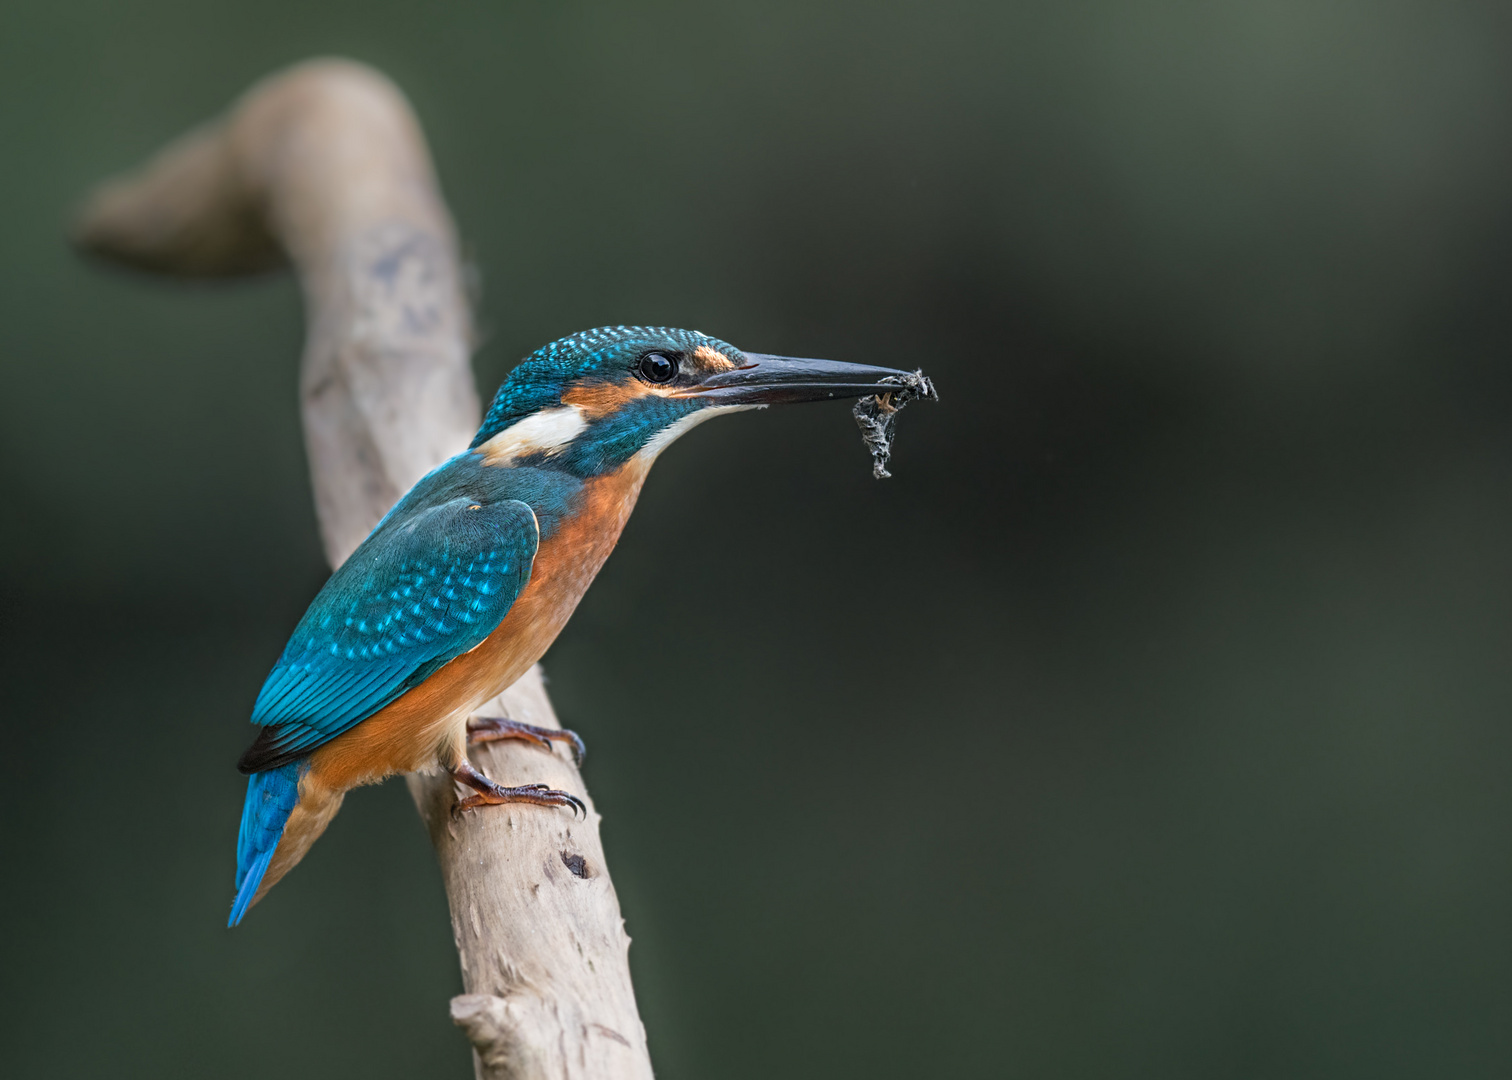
(449, 757, 585, 819)
(466, 715, 585, 765)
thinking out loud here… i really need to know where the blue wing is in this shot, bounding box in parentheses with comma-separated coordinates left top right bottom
(238, 496, 539, 772)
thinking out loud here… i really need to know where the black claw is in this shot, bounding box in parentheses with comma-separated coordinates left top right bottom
(468, 716, 587, 767)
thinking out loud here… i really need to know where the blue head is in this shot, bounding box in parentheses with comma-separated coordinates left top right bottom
(471, 325, 912, 478)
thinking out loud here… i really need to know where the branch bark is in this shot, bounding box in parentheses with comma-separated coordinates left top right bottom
(75, 58, 654, 1080)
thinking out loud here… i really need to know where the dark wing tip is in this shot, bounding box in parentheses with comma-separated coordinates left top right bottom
(238, 726, 301, 774)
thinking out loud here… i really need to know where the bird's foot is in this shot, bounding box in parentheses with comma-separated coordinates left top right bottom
(466, 715, 585, 765)
(449, 758, 585, 819)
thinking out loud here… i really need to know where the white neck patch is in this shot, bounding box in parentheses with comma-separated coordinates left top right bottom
(477, 405, 589, 467)
(637, 404, 759, 463)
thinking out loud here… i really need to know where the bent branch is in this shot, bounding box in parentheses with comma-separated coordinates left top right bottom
(76, 58, 653, 1080)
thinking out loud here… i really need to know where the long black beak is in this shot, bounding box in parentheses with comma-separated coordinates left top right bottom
(680, 353, 919, 406)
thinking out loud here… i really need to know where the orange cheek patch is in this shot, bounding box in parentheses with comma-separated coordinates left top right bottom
(564, 348, 736, 418)
(694, 345, 738, 372)
(561, 380, 655, 419)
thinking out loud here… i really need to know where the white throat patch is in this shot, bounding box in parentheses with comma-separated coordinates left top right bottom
(478, 405, 589, 466)
(637, 404, 759, 463)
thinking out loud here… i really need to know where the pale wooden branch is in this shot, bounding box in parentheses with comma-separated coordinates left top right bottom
(75, 58, 653, 1080)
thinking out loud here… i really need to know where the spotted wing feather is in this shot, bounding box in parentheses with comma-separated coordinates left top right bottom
(238, 497, 538, 773)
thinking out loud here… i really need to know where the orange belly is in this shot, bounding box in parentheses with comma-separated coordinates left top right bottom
(305, 456, 651, 793)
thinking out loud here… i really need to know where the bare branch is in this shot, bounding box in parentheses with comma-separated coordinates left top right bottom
(77, 58, 654, 1080)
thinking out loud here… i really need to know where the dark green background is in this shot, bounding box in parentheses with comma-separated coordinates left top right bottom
(4, 2, 1512, 1076)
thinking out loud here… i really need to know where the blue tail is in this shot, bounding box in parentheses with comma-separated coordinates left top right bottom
(230, 762, 304, 927)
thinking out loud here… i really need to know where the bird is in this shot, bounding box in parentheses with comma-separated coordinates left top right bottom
(231, 325, 918, 925)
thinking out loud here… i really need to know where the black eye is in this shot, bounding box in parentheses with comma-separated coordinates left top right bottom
(638, 352, 678, 383)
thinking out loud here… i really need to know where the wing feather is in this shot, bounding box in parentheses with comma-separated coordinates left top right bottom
(238, 496, 538, 772)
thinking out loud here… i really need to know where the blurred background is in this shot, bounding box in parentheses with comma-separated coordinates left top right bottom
(3, 1, 1512, 1077)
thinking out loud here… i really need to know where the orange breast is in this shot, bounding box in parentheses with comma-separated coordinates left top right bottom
(307, 458, 652, 792)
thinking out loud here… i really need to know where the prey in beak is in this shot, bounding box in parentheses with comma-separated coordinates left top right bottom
(677, 353, 927, 406)
(678, 352, 938, 478)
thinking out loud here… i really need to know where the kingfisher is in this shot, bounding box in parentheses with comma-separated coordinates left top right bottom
(231, 325, 921, 925)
